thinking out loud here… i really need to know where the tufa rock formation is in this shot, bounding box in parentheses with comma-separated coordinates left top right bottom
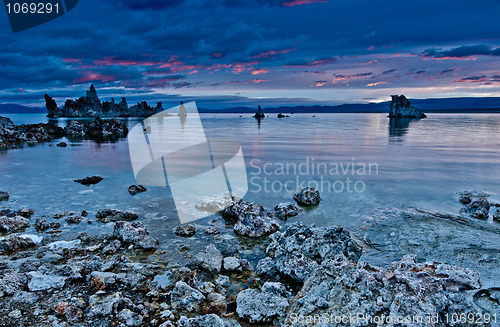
(389, 94, 427, 118)
(45, 85, 162, 118)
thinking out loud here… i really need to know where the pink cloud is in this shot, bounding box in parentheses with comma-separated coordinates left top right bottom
(252, 68, 269, 75)
(251, 48, 294, 59)
(282, 0, 328, 7)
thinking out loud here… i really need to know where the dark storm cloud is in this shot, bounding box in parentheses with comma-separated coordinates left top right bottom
(421, 45, 500, 59)
(1, 0, 500, 106)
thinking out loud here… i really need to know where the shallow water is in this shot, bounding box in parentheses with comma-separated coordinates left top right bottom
(1, 113, 500, 268)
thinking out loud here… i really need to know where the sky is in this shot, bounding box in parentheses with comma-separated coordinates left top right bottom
(1, 0, 500, 109)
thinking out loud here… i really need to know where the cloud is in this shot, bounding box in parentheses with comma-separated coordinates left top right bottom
(421, 45, 500, 60)
(286, 57, 338, 67)
(282, 0, 328, 7)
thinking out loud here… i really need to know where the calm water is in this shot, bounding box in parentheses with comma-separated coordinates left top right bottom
(1, 113, 500, 248)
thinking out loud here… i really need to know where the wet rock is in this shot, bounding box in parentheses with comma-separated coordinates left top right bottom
(65, 117, 128, 139)
(56, 141, 67, 147)
(74, 175, 103, 185)
(0, 216, 29, 233)
(96, 209, 138, 222)
(113, 221, 158, 249)
(274, 202, 302, 220)
(88, 291, 122, 317)
(0, 270, 28, 297)
(27, 271, 67, 291)
(286, 255, 483, 327)
(494, 209, 500, 222)
(18, 207, 34, 218)
(173, 224, 197, 237)
(459, 195, 472, 204)
(170, 281, 205, 312)
(117, 308, 143, 326)
(66, 215, 83, 224)
(237, 282, 290, 323)
(222, 200, 265, 222)
(34, 218, 61, 231)
(0, 191, 9, 201)
(0, 119, 65, 149)
(81, 210, 88, 217)
(195, 191, 235, 213)
(293, 187, 321, 206)
(0, 235, 37, 253)
(256, 221, 362, 284)
(178, 314, 240, 327)
(215, 275, 230, 288)
(128, 184, 147, 195)
(234, 214, 280, 238)
(54, 301, 71, 315)
(205, 226, 220, 234)
(195, 244, 223, 273)
(207, 292, 227, 309)
(388, 94, 426, 118)
(223, 256, 251, 272)
(461, 198, 490, 219)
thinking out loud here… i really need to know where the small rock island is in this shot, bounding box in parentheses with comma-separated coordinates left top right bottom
(388, 94, 427, 118)
(45, 85, 163, 118)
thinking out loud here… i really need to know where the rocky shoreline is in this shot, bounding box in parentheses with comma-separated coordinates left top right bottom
(0, 116, 128, 150)
(1, 187, 498, 327)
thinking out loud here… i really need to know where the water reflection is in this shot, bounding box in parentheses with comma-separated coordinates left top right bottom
(388, 118, 416, 141)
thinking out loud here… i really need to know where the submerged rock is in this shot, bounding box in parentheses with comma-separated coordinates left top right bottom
(388, 94, 427, 118)
(286, 255, 482, 327)
(461, 198, 490, 219)
(173, 224, 197, 237)
(0, 191, 9, 201)
(195, 244, 223, 273)
(74, 175, 103, 185)
(274, 202, 302, 220)
(65, 215, 83, 224)
(56, 141, 67, 147)
(237, 282, 290, 323)
(195, 191, 235, 213)
(113, 221, 158, 249)
(257, 221, 362, 284)
(128, 184, 147, 195)
(0, 216, 29, 233)
(293, 187, 321, 206)
(96, 209, 138, 222)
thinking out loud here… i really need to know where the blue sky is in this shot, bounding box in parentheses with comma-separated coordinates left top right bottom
(1, 0, 500, 108)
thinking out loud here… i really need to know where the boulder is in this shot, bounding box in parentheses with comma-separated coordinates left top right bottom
(274, 202, 302, 219)
(0, 216, 29, 233)
(388, 94, 427, 118)
(194, 244, 223, 273)
(0, 191, 9, 201)
(461, 198, 490, 219)
(128, 184, 147, 195)
(233, 215, 280, 237)
(236, 282, 290, 323)
(493, 209, 500, 222)
(0, 235, 38, 253)
(34, 218, 61, 231)
(65, 118, 128, 139)
(96, 209, 138, 222)
(113, 221, 158, 249)
(170, 281, 205, 312)
(293, 187, 321, 206)
(256, 221, 362, 284)
(74, 176, 103, 185)
(286, 255, 483, 327)
(173, 224, 197, 237)
(0, 270, 28, 297)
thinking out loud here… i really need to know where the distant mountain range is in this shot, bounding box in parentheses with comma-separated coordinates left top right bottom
(2, 97, 500, 115)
